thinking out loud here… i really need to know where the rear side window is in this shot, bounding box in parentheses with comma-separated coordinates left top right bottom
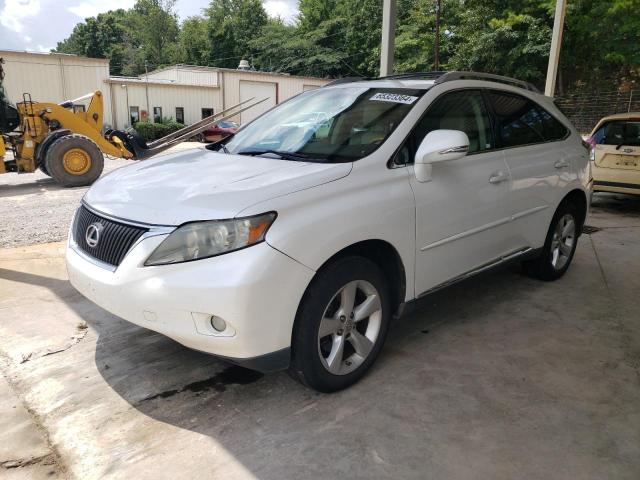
(488, 91, 568, 147)
(592, 120, 640, 146)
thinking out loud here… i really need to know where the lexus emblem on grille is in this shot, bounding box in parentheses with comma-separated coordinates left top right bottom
(85, 222, 104, 248)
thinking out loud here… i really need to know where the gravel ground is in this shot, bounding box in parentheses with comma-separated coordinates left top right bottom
(0, 142, 202, 248)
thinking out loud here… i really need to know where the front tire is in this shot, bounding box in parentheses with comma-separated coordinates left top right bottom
(523, 200, 580, 281)
(289, 256, 391, 392)
(45, 134, 104, 187)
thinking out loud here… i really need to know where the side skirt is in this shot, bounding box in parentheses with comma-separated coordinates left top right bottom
(396, 247, 542, 319)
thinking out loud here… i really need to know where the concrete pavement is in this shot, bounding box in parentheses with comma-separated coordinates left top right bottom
(0, 193, 639, 479)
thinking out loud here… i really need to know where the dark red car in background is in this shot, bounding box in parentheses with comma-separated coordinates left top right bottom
(197, 120, 239, 142)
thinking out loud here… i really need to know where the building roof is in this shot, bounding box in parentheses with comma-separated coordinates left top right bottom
(0, 49, 109, 64)
(145, 64, 328, 82)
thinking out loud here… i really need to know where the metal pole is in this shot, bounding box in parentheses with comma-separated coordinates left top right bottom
(123, 85, 129, 127)
(144, 60, 150, 121)
(434, 0, 441, 71)
(628, 90, 633, 113)
(379, 0, 397, 77)
(544, 0, 567, 97)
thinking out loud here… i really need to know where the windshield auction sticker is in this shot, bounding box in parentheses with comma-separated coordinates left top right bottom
(369, 92, 419, 104)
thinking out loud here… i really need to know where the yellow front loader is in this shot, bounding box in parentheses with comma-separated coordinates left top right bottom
(0, 58, 265, 187)
(1, 91, 133, 186)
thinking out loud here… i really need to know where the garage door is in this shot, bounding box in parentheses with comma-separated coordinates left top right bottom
(239, 80, 277, 125)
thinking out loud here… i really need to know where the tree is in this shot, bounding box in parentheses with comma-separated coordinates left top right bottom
(174, 16, 210, 65)
(55, 9, 132, 75)
(206, 0, 268, 68)
(132, 0, 180, 68)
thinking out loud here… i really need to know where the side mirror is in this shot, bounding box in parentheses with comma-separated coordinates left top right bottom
(414, 130, 470, 182)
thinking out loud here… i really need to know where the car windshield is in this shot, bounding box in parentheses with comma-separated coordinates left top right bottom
(218, 120, 238, 128)
(593, 120, 640, 146)
(224, 87, 425, 162)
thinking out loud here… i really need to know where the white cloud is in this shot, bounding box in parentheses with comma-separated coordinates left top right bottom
(0, 0, 41, 33)
(263, 0, 298, 23)
(67, 0, 135, 20)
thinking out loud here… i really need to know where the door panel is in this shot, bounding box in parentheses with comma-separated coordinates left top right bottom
(486, 90, 575, 248)
(410, 151, 513, 295)
(406, 89, 515, 296)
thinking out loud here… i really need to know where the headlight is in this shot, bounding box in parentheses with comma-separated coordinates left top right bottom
(145, 212, 276, 266)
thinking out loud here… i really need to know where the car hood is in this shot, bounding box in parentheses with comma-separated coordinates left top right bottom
(84, 147, 352, 225)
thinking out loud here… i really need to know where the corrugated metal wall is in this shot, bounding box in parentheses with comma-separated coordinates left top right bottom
(1, 50, 113, 126)
(109, 80, 222, 128)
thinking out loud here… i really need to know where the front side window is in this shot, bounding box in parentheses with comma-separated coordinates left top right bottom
(224, 87, 425, 162)
(395, 89, 493, 165)
(592, 120, 640, 146)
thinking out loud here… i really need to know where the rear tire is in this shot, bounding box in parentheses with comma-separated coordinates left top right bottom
(45, 134, 104, 187)
(523, 200, 580, 281)
(289, 256, 391, 392)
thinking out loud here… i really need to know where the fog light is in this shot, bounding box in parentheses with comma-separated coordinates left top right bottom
(210, 316, 226, 332)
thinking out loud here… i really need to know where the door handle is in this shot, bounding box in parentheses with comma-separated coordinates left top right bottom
(554, 160, 570, 169)
(489, 171, 509, 184)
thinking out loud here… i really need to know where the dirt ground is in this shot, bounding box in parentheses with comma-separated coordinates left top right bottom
(0, 142, 204, 248)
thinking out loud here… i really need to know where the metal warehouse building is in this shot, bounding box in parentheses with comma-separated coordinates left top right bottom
(109, 65, 327, 129)
(1, 50, 328, 130)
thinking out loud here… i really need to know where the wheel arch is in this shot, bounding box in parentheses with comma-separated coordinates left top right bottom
(309, 239, 407, 318)
(562, 188, 588, 234)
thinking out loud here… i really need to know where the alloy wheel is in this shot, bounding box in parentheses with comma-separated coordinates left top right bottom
(550, 213, 576, 270)
(317, 280, 382, 375)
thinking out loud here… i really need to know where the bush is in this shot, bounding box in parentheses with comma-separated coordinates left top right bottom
(133, 120, 184, 142)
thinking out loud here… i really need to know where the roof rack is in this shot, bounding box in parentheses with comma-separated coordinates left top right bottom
(435, 71, 540, 93)
(322, 71, 540, 93)
(378, 71, 448, 81)
(323, 76, 366, 87)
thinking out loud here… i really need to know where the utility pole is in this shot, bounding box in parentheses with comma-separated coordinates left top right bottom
(434, 0, 441, 71)
(544, 0, 567, 97)
(144, 60, 150, 121)
(380, 0, 397, 76)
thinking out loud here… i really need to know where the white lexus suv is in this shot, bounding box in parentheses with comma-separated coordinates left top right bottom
(67, 72, 592, 392)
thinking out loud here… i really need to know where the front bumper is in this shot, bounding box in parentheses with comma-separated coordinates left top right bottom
(66, 235, 315, 371)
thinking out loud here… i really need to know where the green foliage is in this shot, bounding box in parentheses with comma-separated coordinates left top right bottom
(133, 120, 184, 141)
(54, 0, 639, 92)
(206, 0, 268, 68)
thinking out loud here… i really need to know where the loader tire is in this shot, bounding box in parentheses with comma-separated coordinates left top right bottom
(45, 135, 104, 187)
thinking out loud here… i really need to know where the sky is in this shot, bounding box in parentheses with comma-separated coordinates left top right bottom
(0, 0, 300, 53)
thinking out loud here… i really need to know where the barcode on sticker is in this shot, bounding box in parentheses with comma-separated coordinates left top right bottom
(370, 93, 418, 104)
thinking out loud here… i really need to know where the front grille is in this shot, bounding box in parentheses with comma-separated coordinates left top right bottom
(73, 205, 148, 267)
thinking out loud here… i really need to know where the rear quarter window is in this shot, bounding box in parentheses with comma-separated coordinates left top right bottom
(488, 90, 569, 148)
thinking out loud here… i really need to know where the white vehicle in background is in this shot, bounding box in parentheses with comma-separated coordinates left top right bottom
(66, 72, 591, 392)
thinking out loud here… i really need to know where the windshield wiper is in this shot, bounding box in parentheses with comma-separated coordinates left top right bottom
(236, 149, 316, 161)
